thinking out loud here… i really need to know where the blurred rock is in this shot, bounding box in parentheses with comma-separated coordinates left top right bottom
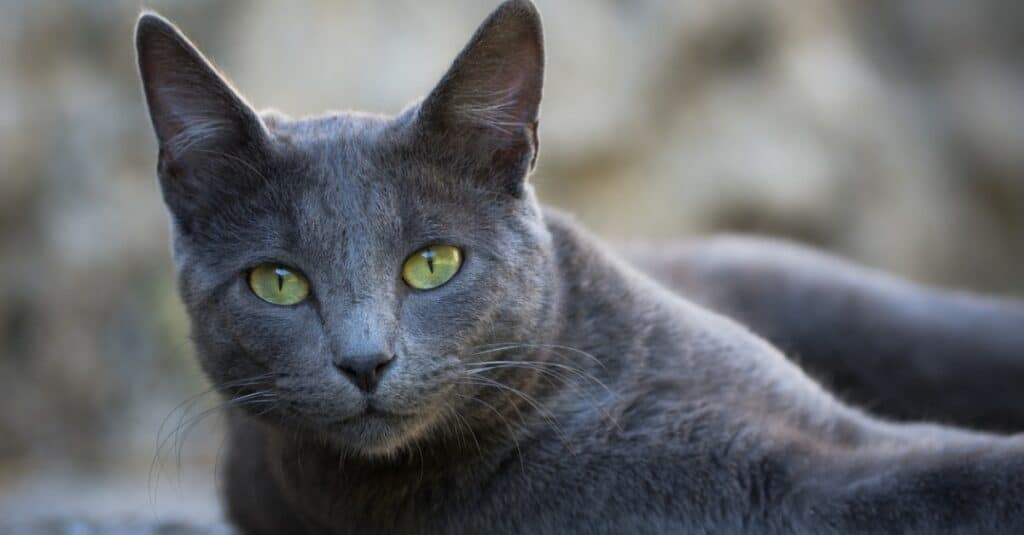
(0, 519, 232, 535)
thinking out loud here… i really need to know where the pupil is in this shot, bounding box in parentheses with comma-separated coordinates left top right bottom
(424, 249, 435, 273)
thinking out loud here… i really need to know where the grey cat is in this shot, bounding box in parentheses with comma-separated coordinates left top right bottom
(135, 1, 1024, 533)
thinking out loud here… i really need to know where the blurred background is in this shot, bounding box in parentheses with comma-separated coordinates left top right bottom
(1, 0, 1022, 528)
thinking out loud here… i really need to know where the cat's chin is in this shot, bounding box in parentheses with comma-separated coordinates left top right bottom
(321, 408, 441, 459)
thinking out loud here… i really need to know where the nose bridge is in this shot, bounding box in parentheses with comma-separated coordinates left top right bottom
(325, 291, 397, 358)
(325, 292, 398, 392)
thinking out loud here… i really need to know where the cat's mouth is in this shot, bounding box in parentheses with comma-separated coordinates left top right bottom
(329, 402, 415, 427)
(364, 403, 395, 416)
(361, 404, 410, 420)
(262, 379, 449, 454)
(316, 403, 436, 457)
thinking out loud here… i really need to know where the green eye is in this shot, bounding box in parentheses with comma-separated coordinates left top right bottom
(248, 265, 310, 305)
(402, 245, 462, 290)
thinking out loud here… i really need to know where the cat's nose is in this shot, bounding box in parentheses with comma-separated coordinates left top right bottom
(333, 353, 394, 392)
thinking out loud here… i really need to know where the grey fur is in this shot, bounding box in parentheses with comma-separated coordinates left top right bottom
(630, 236, 1024, 431)
(136, 1, 1024, 533)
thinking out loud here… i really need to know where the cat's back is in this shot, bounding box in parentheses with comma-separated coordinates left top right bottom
(541, 209, 853, 430)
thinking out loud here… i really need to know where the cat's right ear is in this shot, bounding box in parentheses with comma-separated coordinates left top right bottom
(135, 13, 268, 214)
(414, 0, 544, 197)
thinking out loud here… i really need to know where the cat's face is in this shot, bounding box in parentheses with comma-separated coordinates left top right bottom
(137, 1, 550, 456)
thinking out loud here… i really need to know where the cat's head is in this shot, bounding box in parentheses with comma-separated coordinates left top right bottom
(136, 0, 556, 457)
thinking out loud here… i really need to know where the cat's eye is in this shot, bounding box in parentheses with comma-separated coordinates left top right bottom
(248, 265, 310, 305)
(402, 245, 462, 290)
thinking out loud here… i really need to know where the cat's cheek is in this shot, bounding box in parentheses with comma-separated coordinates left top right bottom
(404, 257, 510, 341)
(214, 282, 326, 370)
(396, 287, 470, 345)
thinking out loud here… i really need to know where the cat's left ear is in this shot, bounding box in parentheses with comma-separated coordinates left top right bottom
(136, 13, 266, 163)
(416, 0, 544, 197)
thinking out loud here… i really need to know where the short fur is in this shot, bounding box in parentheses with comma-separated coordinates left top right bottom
(136, 2, 1024, 533)
(630, 237, 1024, 432)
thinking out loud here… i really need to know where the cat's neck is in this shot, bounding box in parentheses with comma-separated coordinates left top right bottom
(540, 208, 662, 379)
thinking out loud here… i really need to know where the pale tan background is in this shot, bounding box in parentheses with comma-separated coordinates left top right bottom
(1, 0, 1022, 526)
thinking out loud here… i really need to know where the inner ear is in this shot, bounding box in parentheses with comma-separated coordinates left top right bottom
(136, 12, 267, 167)
(135, 12, 271, 226)
(416, 0, 545, 196)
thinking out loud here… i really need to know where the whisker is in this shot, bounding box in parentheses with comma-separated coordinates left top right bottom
(454, 376, 574, 453)
(465, 362, 586, 399)
(471, 366, 622, 435)
(149, 373, 280, 512)
(465, 359, 613, 394)
(453, 379, 531, 441)
(452, 392, 525, 474)
(461, 354, 622, 433)
(172, 392, 276, 477)
(470, 342, 607, 370)
(439, 399, 484, 459)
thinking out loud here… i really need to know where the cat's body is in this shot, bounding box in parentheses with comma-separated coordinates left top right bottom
(135, 1, 1024, 533)
(222, 211, 1024, 533)
(630, 237, 1024, 431)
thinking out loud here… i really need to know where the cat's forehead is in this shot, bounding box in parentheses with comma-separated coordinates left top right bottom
(263, 110, 395, 144)
(266, 110, 425, 189)
(262, 112, 394, 198)
(252, 110, 479, 246)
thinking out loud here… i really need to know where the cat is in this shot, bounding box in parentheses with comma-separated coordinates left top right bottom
(136, 1, 1024, 533)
